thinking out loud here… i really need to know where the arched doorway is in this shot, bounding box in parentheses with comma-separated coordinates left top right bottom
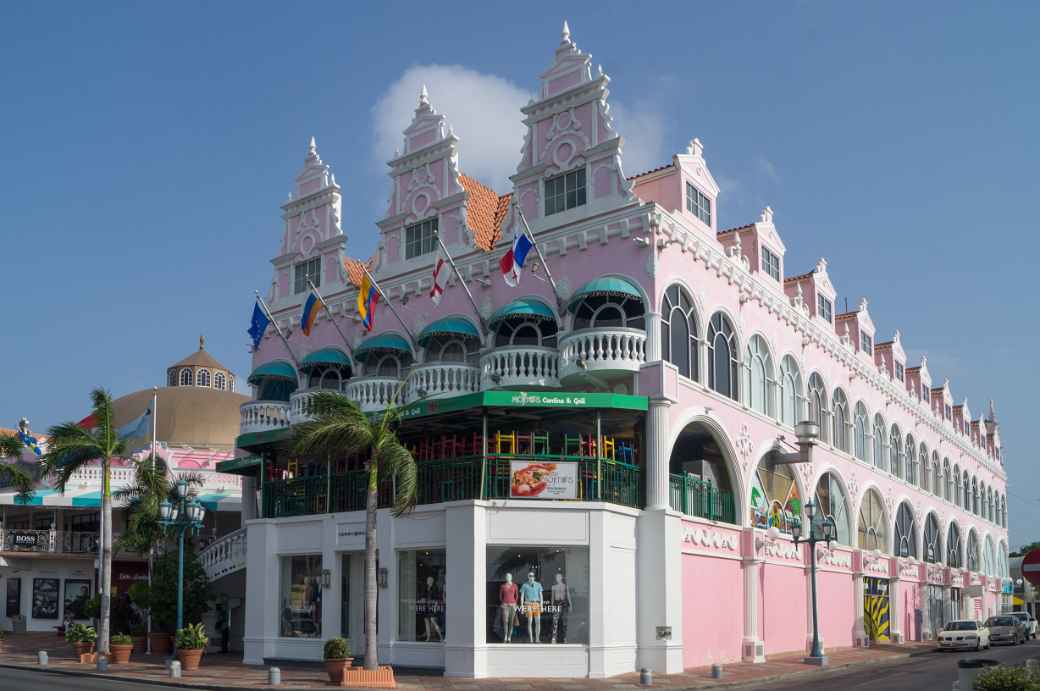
(667, 420, 739, 524)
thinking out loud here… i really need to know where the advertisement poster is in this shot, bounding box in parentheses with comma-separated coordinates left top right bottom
(64, 579, 92, 620)
(510, 461, 577, 499)
(32, 578, 59, 619)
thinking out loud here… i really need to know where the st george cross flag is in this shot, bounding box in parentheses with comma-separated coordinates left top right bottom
(499, 231, 533, 287)
(248, 300, 271, 351)
(430, 250, 449, 305)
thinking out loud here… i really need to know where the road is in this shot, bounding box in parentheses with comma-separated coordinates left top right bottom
(0, 666, 182, 691)
(749, 639, 1040, 690)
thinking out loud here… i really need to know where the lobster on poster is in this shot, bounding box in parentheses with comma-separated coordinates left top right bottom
(509, 461, 577, 499)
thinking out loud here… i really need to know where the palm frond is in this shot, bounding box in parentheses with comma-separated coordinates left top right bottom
(291, 392, 373, 459)
(0, 434, 22, 459)
(0, 463, 35, 504)
(375, 435, 417, 517)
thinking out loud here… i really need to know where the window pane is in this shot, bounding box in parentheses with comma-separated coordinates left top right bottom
(671, 308, 690, 378)
(398, 549, 446, 642)
(280, 555, 323, 638)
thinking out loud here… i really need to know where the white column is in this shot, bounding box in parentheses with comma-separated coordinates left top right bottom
(645, 399, 672, 510)
(645, 312, 662, 362)
(243, 521, 278, 664)
(742, 539, 766, 663)
(322, 519, 341, 642)
(444, 503, 484, 677)
(636, 508, 684, 674)
(241, 477, 258, 521)
(888, 560, 902, 643)
(853, 571, 867, 646)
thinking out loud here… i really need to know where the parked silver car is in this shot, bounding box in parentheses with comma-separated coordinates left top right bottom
(986, 615, 1026, 645)
(938, 620, 990, 651)
(1009, 611, 1038, 640)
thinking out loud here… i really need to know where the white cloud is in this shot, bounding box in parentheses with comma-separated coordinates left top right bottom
(610, 102, 668, 176)
(754, 156, 781, 184)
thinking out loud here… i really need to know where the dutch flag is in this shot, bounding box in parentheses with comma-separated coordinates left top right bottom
(499, 232, 534, 287)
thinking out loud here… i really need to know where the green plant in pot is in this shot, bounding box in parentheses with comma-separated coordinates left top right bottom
(65, 623, 98, 656)
(323, 637, 353, 683)
(109, 633, 134, 664)
(175, 623, 208, 671)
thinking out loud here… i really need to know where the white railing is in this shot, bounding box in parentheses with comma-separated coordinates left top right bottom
(67, 466, 135, 486)
(559, 328, 647, 380)
(480, 346, 560, 389)
(240, 400, 291, 434)
(289, 389, 321, 424)
(406, 363, 480, 402)
(199, 527, 247, 580)
(1, 529, 105, 554)
(345, 376, 402, 413)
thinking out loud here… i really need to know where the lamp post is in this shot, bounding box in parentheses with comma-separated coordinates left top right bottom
(158, 479, 206, 647)
(792, 498, 837, 666)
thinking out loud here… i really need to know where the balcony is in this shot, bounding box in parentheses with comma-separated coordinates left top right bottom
(240, 400, 291, 435)
(345, 376, 402, 413)
(199, 527, 246, 581)
(559, 328, 647, 383)
(668, 473, 737, 524)
(1, 529, 102, 555)
(480, 346, 560, 389)
(406, 363, 480, 402)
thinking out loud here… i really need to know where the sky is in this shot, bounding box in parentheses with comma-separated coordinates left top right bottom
(1, 2, 1037, 543)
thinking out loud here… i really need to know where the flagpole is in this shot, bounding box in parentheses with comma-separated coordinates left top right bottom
(255, 291, 302, 371)
(360, 265, 417, 345)
(515, 205, 565, 310)
(435, 235, 488, 333)
(147, 385, 157, 654)
(306, 278, 355, 358)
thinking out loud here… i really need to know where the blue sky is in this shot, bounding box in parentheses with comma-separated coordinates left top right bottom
(1, 3, 1037, 543)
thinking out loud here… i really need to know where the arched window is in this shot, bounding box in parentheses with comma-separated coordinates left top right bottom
(179, 368, 194, 386)
(214, 371, 226, 391)
(495, 317, 557, 349)
(706, 313, 739, 400)
(947, 523, 962, 568)
(197, 368, 211, 387)
(372, 354, 402, 378)
(307, 365, 344, 391)
(905, 434, 917, 485)
(890, 425, 903, 479)
(923, 513, 942, 563)
(832, 389, 851, 452)
(932, 452, 941, 497)
(872, 414, 887, 471)
(988, 488, 995, 523)
(779, 355, 804, 427)
(920, 444, 930, 492)
(963, 472, 971, 512)
(983, 536, 995, 576)
(815, 472, 852, 545)
(999, 542, 1009, 578)
(853, 402, 869, 461)
(972, 477, 979, 515)
(751, 457, 802, 534)
(858, 488, 886, 551)
(572, 293, 645, 330)
(967, 530, 980, 572)
(807, 373, 829, 442)
(168, 370, 178, 387)
(944, 459, 952, 502)
(743, 335, 776, 417)
(953, 464, 961, 506)
(660, 285, 698, 380)
(894, 502, 917, 558)
(424, 334, 477, 364)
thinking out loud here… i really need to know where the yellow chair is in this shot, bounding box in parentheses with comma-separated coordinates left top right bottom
(495, 430, 517, 455)
(601, 436, 616, 462)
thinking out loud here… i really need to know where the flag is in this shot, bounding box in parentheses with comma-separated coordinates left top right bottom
(430, 251, 449, 305)
(248, 300, 270, 351)
(357, 272, 379, 331)
(300, 291, 320, 336)
(499, 232, 534, 287)
(117, 408, 151, 440)
(76, 413, 97, 430)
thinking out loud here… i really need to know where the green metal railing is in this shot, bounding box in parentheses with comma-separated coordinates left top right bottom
(668, 473, 737, 524)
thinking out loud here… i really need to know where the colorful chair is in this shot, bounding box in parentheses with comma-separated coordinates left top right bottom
(601, 436, 616, 462)
(616, 441, 635, 465)
(564, 434, 582, 457)
(495, 430, 517, 455)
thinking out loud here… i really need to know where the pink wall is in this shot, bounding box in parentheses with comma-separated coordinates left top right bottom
(761, 564, 807, 655)
(896, 580, 923, 641)
(682, 554, 743, 667)
(817, 571, 854, 649)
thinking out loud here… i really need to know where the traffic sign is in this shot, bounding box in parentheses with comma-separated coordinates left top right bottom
(1022, 548, 1040, 587)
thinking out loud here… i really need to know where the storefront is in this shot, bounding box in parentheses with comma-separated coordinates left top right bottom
(0, 559, 96, 632)
(864, 577, 891, 642)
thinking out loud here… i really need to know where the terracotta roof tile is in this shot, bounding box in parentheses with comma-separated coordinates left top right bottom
(783, 269, 815, 283)
(627, 163, 673, 181)
(717, 223, 754, 236)
(342, 256, 373, 288)
(459, 174, 502, 251)
(494, 193, 512, 231)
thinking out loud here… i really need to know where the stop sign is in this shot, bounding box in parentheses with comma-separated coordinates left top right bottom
(1022, 549, 1040, 587)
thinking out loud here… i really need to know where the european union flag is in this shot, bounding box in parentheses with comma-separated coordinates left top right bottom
(248, 300, 270, 352)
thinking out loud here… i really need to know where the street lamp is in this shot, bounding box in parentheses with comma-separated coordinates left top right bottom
(792, 498, 837, 666)
(158, 478, 206, 648)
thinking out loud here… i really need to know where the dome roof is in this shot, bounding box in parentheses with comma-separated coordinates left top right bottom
(111, 386, 248, 450)
(169, 336, 232, 373)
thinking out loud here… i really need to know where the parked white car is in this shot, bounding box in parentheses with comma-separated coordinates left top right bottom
(1009, 611, 1038, 640)
(937, 620, 990, 651)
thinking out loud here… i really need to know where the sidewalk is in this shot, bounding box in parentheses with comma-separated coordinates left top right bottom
(0, 633, 936, 689)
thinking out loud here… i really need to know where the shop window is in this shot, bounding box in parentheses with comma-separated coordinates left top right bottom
(6, 577, 21, 617)
(280, 555, 322, 638)
(63, 579, 92, 620)
(751, 458, 801, 533)
(32, 578, 60, 619)
(399, 549, 446, 642)
(486, 546, 588, 645)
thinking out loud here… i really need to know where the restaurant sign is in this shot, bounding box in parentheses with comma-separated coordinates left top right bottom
(510, 461, 577, 499)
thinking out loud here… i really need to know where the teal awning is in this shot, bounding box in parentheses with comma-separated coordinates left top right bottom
(354, 333, 413, 362)
(489, 298, 556, 326)
(566, 276, 643, 312)
(300, 348, 352, 370)
(247, 361, 297, 385)
(416, 317, 481, 346)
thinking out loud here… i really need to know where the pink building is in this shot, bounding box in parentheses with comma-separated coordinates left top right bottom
(225, 22, 1010, 677)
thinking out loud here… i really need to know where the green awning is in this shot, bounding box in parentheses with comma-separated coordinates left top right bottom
(236, 426, 293, 450)
(216, 455, 262, 475)
(247, 361, 297, 385)
(393, 390, 648, 420)
(566, 276, 643, 312)
(354, 333, 413, 362)
(300, 348, 352, 370)
(416, 317, 481, 346)
(489, 298, 556, 326)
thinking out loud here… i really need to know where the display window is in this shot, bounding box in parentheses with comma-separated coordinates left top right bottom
(6, 577, 21, 617)
(398, 549, 446, 642)
(32, 578, 60, 619)
(63, 579, 92, 621)
(486, 546, 588, 645)
(750, 458, 801, 532)
(279, 555, 322, 638)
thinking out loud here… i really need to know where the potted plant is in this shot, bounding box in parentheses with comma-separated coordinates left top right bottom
(65, 623, 97, 658)
(110, 634, 134, 664)
(323, 637, 352, 683)
(175, 622, 208, 671)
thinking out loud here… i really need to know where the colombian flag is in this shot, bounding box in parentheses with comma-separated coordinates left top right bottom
(300, 292, 320, 336)
(357, 273, 379, 331)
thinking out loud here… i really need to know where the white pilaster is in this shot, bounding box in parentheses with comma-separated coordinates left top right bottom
(646, 399, 672, 510)
(444, 503, 484, 677)
(636, 507, 684, 674)
(852, 572, 867, 646)
(242, 521, 277, 664)
(742, 530, 766, 663)
(645, 312, 662, 361)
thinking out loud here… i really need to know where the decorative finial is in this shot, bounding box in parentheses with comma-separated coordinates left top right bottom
(308, 135, 316, 153)
(815, 257, 828, 273)
(419, 84, 429, 107)
(894, 329, 902, 343)
(988, 399, 997, 422)
(200, 335, 205, 350)
(686, 137, 704, 157)
(759, 206, 774, 224)
(562, 19, 571, 43)
(858, 297, 869, 312)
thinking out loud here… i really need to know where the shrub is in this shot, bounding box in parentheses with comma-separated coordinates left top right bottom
(974, 664, 1040, 691)
(84, 595, 101, 619)
(323, 637, 351, 660)
(65, 623, 98, 644)
(175, 623, 209, 650)
(111, 634, 133, 646)
(152, 547, 210, 633)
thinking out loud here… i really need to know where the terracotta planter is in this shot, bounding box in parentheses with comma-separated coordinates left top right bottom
(177, 647, 204, 671)
(149, 633, 173, 655)
(325, 658, 352, 683)
(72, 641, 96, 657)
(131, 635, 147, 654)
(110, 643, 133, 664)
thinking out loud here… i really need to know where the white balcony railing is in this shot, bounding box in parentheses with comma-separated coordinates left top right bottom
(558, 328, 647, 381)
(289, 388, 327, 425)
(1, 529, 106, 555)
(240, 400, 291, 435)
(345, 376, 402, 413)
(199, 527, 247, 581)
(406, 363, 480, 403)
(480, 346, 560, 389)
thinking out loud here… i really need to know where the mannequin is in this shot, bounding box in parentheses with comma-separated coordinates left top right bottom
(422, 575, 443, 641)
(519, 571, 544, 643)
(550, 572, 571, 644)
(498, 573, 518, 642)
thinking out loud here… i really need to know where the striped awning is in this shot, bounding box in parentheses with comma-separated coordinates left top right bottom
(0, 487, 241, 512)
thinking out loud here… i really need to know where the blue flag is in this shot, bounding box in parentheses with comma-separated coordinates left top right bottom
(117, 408, 151, 440)
(248, 300, 270, 352)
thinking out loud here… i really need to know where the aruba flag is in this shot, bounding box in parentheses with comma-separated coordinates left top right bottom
(357, 273, 379, 331)
(300, 292, 320, 336)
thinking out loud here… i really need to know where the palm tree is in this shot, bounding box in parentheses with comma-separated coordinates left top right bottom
(292, 392, 417, 671)
(42, 389, 127, 656)
(0, 434, 35, 504)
